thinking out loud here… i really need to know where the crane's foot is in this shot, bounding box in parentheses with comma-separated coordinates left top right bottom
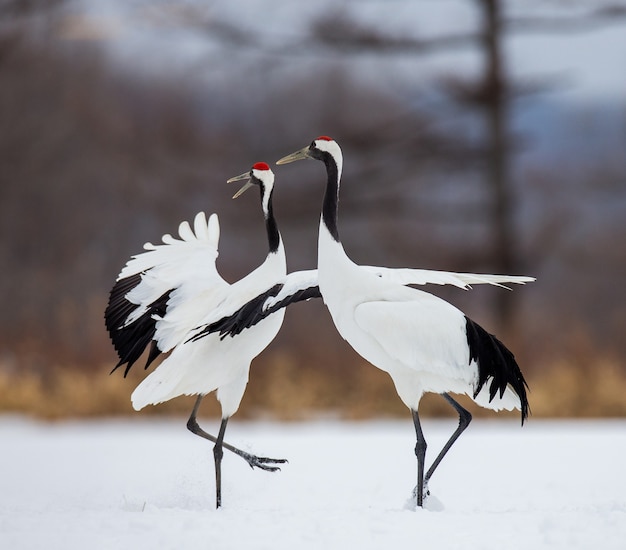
(406, 481, 444, 511)
(241, 452, 288, 472)
(411, 481, 431, 507)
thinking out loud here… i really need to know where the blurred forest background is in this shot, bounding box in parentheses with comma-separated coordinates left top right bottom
(1, 0, 625, 420)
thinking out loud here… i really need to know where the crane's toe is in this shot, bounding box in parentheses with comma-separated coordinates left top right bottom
(244, 454, 288, 471)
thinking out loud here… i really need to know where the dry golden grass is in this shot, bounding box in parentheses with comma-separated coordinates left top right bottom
(528, 359, 626, 418)
(1, 353, 625, 420)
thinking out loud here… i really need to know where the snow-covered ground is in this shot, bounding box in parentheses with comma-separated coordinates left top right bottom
(1, 417, 624, 549)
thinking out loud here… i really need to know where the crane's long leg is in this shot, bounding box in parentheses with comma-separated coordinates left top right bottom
(214, 417, 228, 508)
(186, 396, 287, 472)
(412, 409, 427, 507)
(424, 393, 472, 485)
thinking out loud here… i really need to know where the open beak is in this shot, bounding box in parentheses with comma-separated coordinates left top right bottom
(276, 146, 311, 165)
(227, 172, 255, 199)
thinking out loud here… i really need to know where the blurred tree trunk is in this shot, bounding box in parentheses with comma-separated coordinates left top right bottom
(478, 0, 516, 331)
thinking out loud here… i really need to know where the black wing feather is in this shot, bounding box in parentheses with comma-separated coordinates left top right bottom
(104, 272, 170, 377)
(190, 283, 322, 342)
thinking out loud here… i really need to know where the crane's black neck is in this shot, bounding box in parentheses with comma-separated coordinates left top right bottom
(321, 153, 340, 242)
(261, 186, 281, 254)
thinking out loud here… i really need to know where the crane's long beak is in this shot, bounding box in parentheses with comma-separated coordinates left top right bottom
(227, 172, 254, 199)
(276, 146, 311, 165)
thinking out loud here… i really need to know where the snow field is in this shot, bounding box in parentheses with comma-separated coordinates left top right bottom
(1, 417, 624, 549)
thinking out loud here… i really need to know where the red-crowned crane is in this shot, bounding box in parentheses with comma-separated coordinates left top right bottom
(277, 137, 532, 507)
(104, 163, 293, 508)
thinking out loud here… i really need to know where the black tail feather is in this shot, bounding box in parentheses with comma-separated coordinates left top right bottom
(465, 316, 530, 424)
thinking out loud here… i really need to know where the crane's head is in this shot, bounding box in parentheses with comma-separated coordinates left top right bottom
(276, 136, 343, 168)
(227, 162, 274, 200)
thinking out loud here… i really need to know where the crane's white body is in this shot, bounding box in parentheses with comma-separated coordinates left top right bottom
(318, 225, 520, 412)
(116, 211, 286, 417)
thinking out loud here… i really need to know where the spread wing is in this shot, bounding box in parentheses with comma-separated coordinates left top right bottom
(363, 266, 535, 290)
(192, 265, 535, 340)
(191, 269, 320, 340)
(104, 212, 227, 375)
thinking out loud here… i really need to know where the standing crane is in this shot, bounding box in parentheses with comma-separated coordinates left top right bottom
(277, 137, 532, 507)
(104, 163, 290, 508)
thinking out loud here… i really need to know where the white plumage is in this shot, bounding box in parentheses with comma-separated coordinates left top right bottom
(317, 227, 523, 413)
(104, 163, 288, 508)
(120, 212, 225, 351)
(361, 265, 533, 290)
